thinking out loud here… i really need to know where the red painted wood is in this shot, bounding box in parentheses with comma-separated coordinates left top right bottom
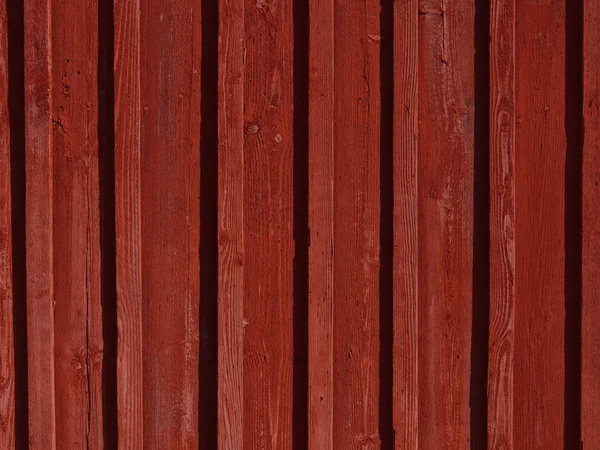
(308, 0, 334, 446)
(514, 1, 566, 447)
(217, 0, 245, 446)
(417, 0, 474, 447)
(2, 1, 595, 447)
(0, 0, 15, 444)
(51, 0, 104, 447)
(114, 0, 143, 446)
(393, 0, 419, 447)
(332, 0, 382, 446)
(24, 0, 56, 446)
(139, 0, 201, 447)
(488, 0, 515, 447)
(242, 0, 295, 446)
(582, 0, 600, 446)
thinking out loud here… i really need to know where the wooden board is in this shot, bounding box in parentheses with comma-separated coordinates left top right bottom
(308, 0, 334, 446)
(417, 0, 474, 447)
(332, 0, 382, 446)
(51, 0, 104, 447)
(217, 0, 245, 446)
(242, 0, 295, 446)
(393, 0, 419, 446)
(114, 0, 143, 446)
(24, 0, 56, 447)
(139, 0, 201, 447)
(582, 0, 599, 446)
(514, 0, 566, 447)
(488, 0, 515, 447)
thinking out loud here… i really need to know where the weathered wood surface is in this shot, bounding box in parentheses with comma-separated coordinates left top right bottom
(583, 0, 599, 447)
(0, 0, 593, 447)
(488, 0, 515, 447)
(514, 1, 566, 448)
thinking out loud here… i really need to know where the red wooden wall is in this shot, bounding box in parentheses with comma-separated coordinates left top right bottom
(0, 0, 598, 448)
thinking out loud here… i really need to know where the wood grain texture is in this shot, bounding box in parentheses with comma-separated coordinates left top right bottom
(332, 0, 381, 446)
(308, 0, 334, 446)
(393, 0, 419, 447)
(51, 0, 104, 447)
(24, 0, 56, 447)
(488, 0, 515, 447)
(0, 0, 15, 445)
(417, 0, 474, 447)
(514, 1, 565, 448)
(139, 0, 201, 447)
(582, 0, 600, 446)
(114, 0, 143, 446)
(243, 0, 294, 446)
(217, 0, 245, 446)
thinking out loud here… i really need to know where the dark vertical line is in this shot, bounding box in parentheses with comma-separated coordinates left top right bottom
(292, 0, 309, 447)
(564, 0, 583, 447)
(98, 0, 118, 446)
(379, 0, 394, 448)
(199, 0, 219, 447)
(7, 0, 29, 447)
(471, 0, 490, 447)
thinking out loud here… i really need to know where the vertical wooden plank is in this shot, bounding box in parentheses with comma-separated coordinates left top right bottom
(217, 0, 244, 446)
(243, 0, 294, 446)
(488, 0, 515, 448)
(0, 0, 15, 445)
(417, 0, 474, 447)
(51, 0, 104, 447)
(582, 0, 600, 445)
(139, 0, 201, 447)
(514, 1, 565, 448)
(393, 0, 419, 447)
(114, 0, 143, 447)
(308, 0, 334, 446)
(24, 0, 56, 447)
(332, 0, 381, 446)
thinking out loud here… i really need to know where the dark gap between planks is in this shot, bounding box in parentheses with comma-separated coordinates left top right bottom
(470, 0, 491, 447)
(98, 0, 118, 446)
(199, 0, 219, 447)
(564, 0, 583, 447)
(292, 0, 309, 446)
(7, 0, 29, 446)
(379, 0, 395, 447)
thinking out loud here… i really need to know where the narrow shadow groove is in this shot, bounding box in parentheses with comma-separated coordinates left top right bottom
(470, 0, 490, 447)
(292, 0, 309, 447)
(564, 0, 583, 447)
(98, 0, 118, 446)
(7, 0, 29, 446)
(199, 0, 219, 447)
(379, 0, 395, 448)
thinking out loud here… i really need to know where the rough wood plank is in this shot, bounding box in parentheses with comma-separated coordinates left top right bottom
(332, 0, 381, 446)
(24, 0, 56, 447)
(308, 0, 334, 446)
(0, 0, 15, 445)
(417, 0, 474, 447)
(487, 0, 515, 448)
(582, 0, 600, 446)
(139, 0, 201, 447)
(50, 0, 104, 447)
(513, 1, 565, 448)
(217, 0, 244, 446)
(114, 0, 143, 446)
(243, 0, 295, 446)
(393, 0, 419, 447)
